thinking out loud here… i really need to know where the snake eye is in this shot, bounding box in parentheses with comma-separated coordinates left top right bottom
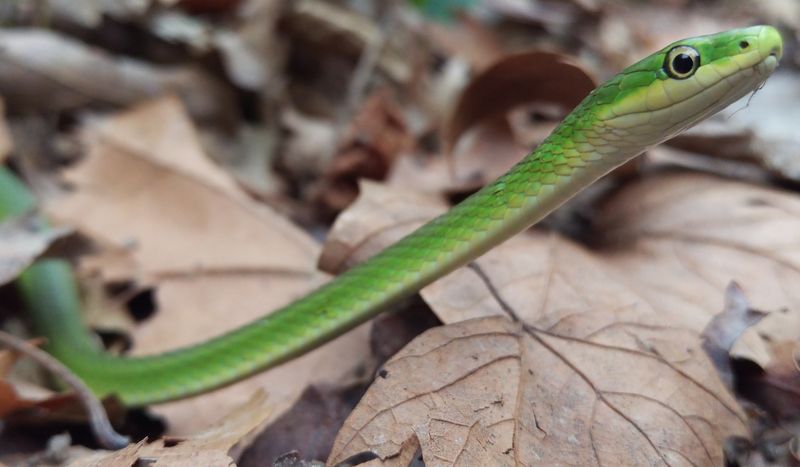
(664, 45, 700, 79)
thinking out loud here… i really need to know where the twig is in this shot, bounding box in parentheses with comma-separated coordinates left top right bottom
(0, 330, 129, 449)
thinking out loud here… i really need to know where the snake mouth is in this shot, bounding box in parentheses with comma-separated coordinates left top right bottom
(756, 54, 780, 77)
(755, 25, 782, 76)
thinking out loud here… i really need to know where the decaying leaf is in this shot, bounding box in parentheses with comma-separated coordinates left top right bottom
(0, 213, 70, 286)
(283, 0, 410, 84)
(388, 121, 531, 196)
(0, 348, 42, 419)
(728, 294, 800, 424)
(701, 283, 767, 389)
(329, 314, 745, 465)
(0, 29, 234, 122)
(49, 96, 318, 280)
(69, 390, 271, 466)
(702, 285, 800, 465)
(315, 91, 414, 216)
(318, 181, 447, 275)
(44, 0, 154, 28)
(44, 96, 373, 434)
(445, 50, 595, 151)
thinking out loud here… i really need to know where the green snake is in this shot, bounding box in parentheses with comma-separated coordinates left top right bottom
(0, 26, 783, 407)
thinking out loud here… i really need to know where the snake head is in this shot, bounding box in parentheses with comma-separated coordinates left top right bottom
(583, 25, 783, 151)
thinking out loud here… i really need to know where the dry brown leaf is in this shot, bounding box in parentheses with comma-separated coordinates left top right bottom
(422, 15, 505, 71)
(280, 109, 338, 183)
(703, 286, 800, 465)
(0, 29, 234, 122)
(729, 298, 800, 424)
(318, 181, 447, 275)
(445, 50, 595, 151)
(701, 283, 767, 389)
(49, 96, 318, 280)
(200, 124, 285, 200)
(67, 441, 145, 467)
(394, 51, 595, 203)
(328, 314, 745, 465)
(284, 0, 410, 84)
(69, 390, 270, 467)
(315, 91, 414, 217)
(483, 0, 596, 30)
(44, 96, 372, 434)
(388, 121, 530, 197)
(44, 0, 154, 28)
(0, 348, 41, 419)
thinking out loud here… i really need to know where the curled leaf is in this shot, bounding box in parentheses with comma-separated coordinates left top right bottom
(445, 50, 595, 150)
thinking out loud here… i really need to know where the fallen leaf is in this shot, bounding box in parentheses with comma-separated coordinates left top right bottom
(702, 286, 800, 466)
(445, 50, 595, 151)
(388, 121, 530, 196)
(0, 348, 41, 419)
(69, 390, 271, 466)
(67, 440, 145, 467)
(421, 15, 505, 71)
(318, 181, 447, 275)
(280, 109, 338, 186)
(328, 315, 746, 465)
(44, 96, 372, 434)
(0, 29, 235, 122)
(728, 295, 800, 424)
(483, 0, 595, 31)
(200, 124, 285, 200)
(44, 0, 153, 28)
(284, 0, 410, 84)
(393, 50, 596, 205)
(589, 174, 800, 329)
(49, 96, 318, 280)
(315, 90, 414, 217)
(239, 384, 365, 465)
(701, 282, 767, 388)
(0, 213, 71, 286)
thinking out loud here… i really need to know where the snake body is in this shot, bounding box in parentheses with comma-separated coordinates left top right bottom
(0, 26, 783, 406)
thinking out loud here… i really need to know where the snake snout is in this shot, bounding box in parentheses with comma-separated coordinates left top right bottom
(757, 25, 783, 61)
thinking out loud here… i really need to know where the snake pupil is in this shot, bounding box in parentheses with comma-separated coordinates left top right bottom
(672, 54, 695, 74)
